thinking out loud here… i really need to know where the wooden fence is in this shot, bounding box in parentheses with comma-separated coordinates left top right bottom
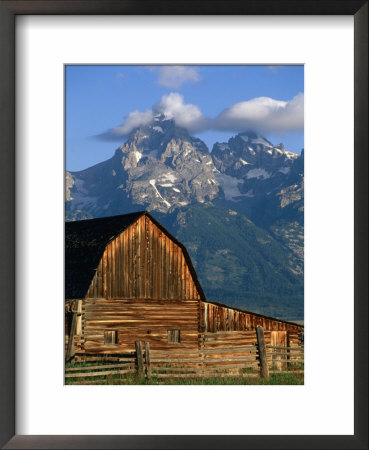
(66, 327, 303, 381)
(65, 354, 136, 380)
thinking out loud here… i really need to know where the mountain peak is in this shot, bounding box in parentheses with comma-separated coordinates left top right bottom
(239, 131, 259, 139)
(236, 132, 274, 148)
(124, 113, 193, 145)
(153, 112, 172, 123)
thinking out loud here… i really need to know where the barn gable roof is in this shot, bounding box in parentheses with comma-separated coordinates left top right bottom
(65, 211, 206, 301)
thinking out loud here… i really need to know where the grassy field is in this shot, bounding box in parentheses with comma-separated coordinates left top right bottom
(65, 369, 303, 385)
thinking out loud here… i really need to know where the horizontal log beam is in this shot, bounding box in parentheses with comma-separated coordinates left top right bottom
(66, 363, 135, 372)
(65, 369, 135, 378)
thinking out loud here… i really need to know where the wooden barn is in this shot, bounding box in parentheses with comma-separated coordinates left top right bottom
(65, 211, 303, 360)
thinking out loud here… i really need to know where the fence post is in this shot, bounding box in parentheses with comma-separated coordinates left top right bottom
(144, 341, 151, 378)
(135, 341, 144, 375)
(281, 331, 288, 371)
(286, 331, 291, 370)
(256, 327, 269, 379)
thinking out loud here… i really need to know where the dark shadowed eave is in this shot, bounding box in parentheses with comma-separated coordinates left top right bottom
(65, 211, 146, 299)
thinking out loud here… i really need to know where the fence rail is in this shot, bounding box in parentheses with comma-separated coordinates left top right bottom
(66, 327, 303, 381)
(65, 360, 136, 379)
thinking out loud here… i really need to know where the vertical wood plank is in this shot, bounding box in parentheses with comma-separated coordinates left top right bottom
(162, 231, 166, 299)
(165, 236, 170, 299)
(173, 243, 177, 298)
(123, 228, 128, 298)
(141, 216, 145, 297)
(185, 264, 190, 300)
(105, 243, 108, 299)
(150, 220, 155, 298)
(93, 266, 98, 298)
(204, 302, 208, 332)
(97, 260, 102, 298)
(144, 217, 149, 298)
(106, 243, 110, 299)
(256, 327, 269, 379)
(137, 220, 140, 297)
(158, 230, 161, 299)
(131, 223, 135, 298)
(110, 241, 114, 298)
(179, 250, 183, 298)
(145, 341, 151, 378)
(115, 234, 119, 298)
(116, 234, 120, 298)
(102, 247, 107, 298)
(151, 223, 156, 298)
(135, 341, 144, 375)
(120, 230, 124, 297)
(129, 225, 133, 298)
(179, 250, 184, 299)
(169, 238, 173, 298)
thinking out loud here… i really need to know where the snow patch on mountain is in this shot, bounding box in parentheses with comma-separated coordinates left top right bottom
(215, 173, 245, 201)
(149, 179, 171, 207)
(246, 168, 271, 179)
(152, 126, 163, 133)
(134, 151, 142, 162)
(160, 173, 177, 183)
(286, 151, 298, 159)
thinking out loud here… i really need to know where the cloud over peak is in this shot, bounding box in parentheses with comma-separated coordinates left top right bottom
(110, 109, 153, 137)
(214, 93, 304, 134)
(99, 92, 304, 140)
(153, 93, 207, 131)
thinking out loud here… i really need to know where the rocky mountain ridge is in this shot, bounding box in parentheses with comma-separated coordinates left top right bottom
(66, 115, 219, 216)
(66, 117, 303, 220)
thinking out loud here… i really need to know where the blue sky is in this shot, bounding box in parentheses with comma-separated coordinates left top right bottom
(66, 65, 304, 172)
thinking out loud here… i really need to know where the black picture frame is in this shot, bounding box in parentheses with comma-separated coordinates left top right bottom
(0, 1, 367, 449)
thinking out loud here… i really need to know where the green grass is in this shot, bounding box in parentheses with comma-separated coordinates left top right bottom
(65, 359, 304, 385)
(65, 371, 303, 385)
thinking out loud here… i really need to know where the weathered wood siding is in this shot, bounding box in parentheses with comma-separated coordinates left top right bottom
(80, 298, 201, 354)
(200, 301, 302, 333)
(85, 215, 201, 300)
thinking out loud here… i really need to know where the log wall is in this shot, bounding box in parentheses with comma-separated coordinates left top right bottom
(200, 301, 302, 333)
(79, 297, 201, 354)
(85, 215, 201, 300)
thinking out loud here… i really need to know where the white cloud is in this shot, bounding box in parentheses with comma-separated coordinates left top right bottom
(155, 66, 200, 88)
(154, 93, 207, 131)
(214, 93, 304, 134)
(110, 109, 153, 136)
(98, 92, 304, 140)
